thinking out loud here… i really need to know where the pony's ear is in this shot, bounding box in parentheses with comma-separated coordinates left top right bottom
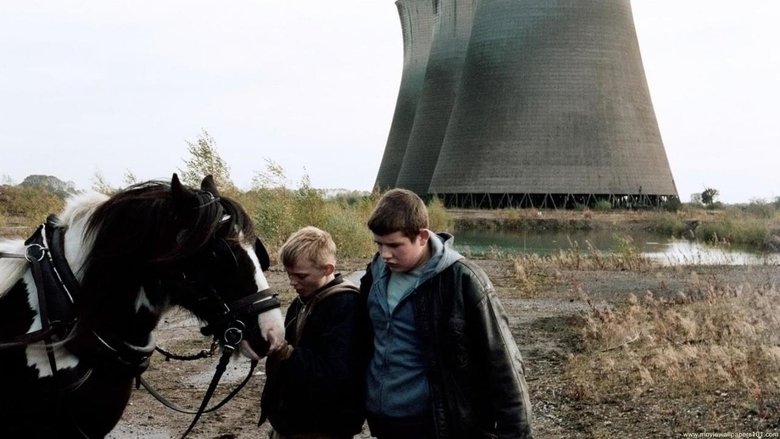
(171, 173, 184, 197)
(171, 173, 196, 223)
(201, 175, 220, 197)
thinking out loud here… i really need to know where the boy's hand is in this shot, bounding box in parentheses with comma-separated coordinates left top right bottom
(263, 326, 286, 354)
(270, 341, 294, 360)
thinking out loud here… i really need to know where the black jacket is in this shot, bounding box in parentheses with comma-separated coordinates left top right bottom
(261, 275, 365, 435)
(360, 253, 534, 439)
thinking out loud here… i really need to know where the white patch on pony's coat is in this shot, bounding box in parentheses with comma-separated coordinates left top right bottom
(23, 270, 43, 332)
(0, 240, 27, 297)
(134, 287, 155, 313)
(20, 272, 79, 377)
(240, 235, 270, 292)
(26, 342, 80, 378)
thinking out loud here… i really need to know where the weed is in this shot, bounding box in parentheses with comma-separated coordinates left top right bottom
(565, 279, 780, 420)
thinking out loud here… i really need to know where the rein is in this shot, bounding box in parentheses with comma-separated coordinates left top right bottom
(139, 287, 280, 438)
(139, 321, 259, 439)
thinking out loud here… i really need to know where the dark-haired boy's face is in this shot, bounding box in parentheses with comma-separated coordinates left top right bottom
(373, 230, 430, 273)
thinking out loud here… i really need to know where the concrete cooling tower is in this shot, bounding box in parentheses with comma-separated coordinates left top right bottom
(378, 0, 678, 208)
(374, 0, 437, 190)
(394, 0, 478, 195)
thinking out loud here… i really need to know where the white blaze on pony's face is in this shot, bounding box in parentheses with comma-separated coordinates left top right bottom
(238, 234, 285, 358)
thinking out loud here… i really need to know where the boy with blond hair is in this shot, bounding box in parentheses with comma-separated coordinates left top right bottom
(261, 226, 364, 439)
(360, 189, 533, 439)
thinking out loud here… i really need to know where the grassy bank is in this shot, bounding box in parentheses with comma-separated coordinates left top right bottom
(451, 204, 780, 252)
(0, 184, 455, 261)
(2, 183, 779, 254)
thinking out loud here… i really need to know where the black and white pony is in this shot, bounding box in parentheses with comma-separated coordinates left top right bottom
(0, 174, 285, 437)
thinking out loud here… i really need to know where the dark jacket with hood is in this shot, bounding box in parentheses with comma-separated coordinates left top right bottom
(360, 233, 533, 439)
(261, 275, 364, 436)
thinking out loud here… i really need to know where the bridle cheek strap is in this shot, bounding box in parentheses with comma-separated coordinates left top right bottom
(226, 288, 281, 317)
(199, 288, 280, 341)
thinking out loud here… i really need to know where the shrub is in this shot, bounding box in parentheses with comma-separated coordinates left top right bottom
(0, 185, 64, 233)
(698, 218, 769, 247)
(321, 203, 375, 259)
(645, 212, 687, 237)
(662, 196, 682, 212)
(744, 198, 777, 219)
(594, 199, 613, 211)
(427, 196, 454, 232)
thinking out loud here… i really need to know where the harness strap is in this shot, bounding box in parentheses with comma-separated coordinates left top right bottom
(0, 219, 80, 350)
(30, 248, 60, 376)
(176, 326, 259, 439)
(0, 251, 26, 258)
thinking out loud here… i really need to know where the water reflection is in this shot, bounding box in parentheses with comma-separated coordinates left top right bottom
(642, 241, 779, 266)
(454, 229, 779, 266)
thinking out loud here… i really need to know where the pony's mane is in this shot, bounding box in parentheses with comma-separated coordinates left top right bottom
(82, 180, 255, 266)
(55, 191, 109, 230)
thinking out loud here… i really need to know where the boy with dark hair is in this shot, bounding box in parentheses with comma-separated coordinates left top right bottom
(360, 189, 534, 439)
(261, 226, 364, 439)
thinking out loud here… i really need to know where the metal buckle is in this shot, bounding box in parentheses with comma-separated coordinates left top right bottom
(25, 244, 47, 262)
(223, 324, 244, 347)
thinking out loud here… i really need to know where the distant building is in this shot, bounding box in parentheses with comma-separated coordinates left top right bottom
(376, 0, 678, 208)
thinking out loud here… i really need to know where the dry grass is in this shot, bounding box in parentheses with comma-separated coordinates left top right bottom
(511, 235, 654, 273)
(564, 275, 780, 425)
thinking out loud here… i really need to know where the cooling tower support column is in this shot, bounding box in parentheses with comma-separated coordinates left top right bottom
(394, 0, 478, 196)
(374, 0, 436, 190)
(428, 0, 678, 207)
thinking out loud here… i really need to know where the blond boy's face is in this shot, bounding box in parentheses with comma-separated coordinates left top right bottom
(285, 260, 333, 299)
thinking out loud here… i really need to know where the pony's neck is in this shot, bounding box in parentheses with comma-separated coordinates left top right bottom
(59, 192, 170, 347)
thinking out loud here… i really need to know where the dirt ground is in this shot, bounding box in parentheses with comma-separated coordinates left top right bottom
(109, 258, 780, 439)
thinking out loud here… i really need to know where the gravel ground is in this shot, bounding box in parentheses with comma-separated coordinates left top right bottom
(110, 259, 780, 438)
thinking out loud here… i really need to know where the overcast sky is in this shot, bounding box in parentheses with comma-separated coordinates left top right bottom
(1, 1, 777, 204)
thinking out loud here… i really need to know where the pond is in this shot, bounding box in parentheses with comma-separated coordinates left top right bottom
(453, 229, 780, 266)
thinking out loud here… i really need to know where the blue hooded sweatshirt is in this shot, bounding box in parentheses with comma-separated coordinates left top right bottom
(365, 232, 463, 417)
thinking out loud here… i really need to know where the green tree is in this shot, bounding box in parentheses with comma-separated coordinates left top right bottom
(701, 187, 719, 207)
(122, 170, 139, 186)
(250, 158, 290, 189)
(91, 171, 116, 195)
(180, 130, 236, 194)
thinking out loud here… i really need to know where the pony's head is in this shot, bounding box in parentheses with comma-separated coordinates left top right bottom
(74, 174, 277, 360)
